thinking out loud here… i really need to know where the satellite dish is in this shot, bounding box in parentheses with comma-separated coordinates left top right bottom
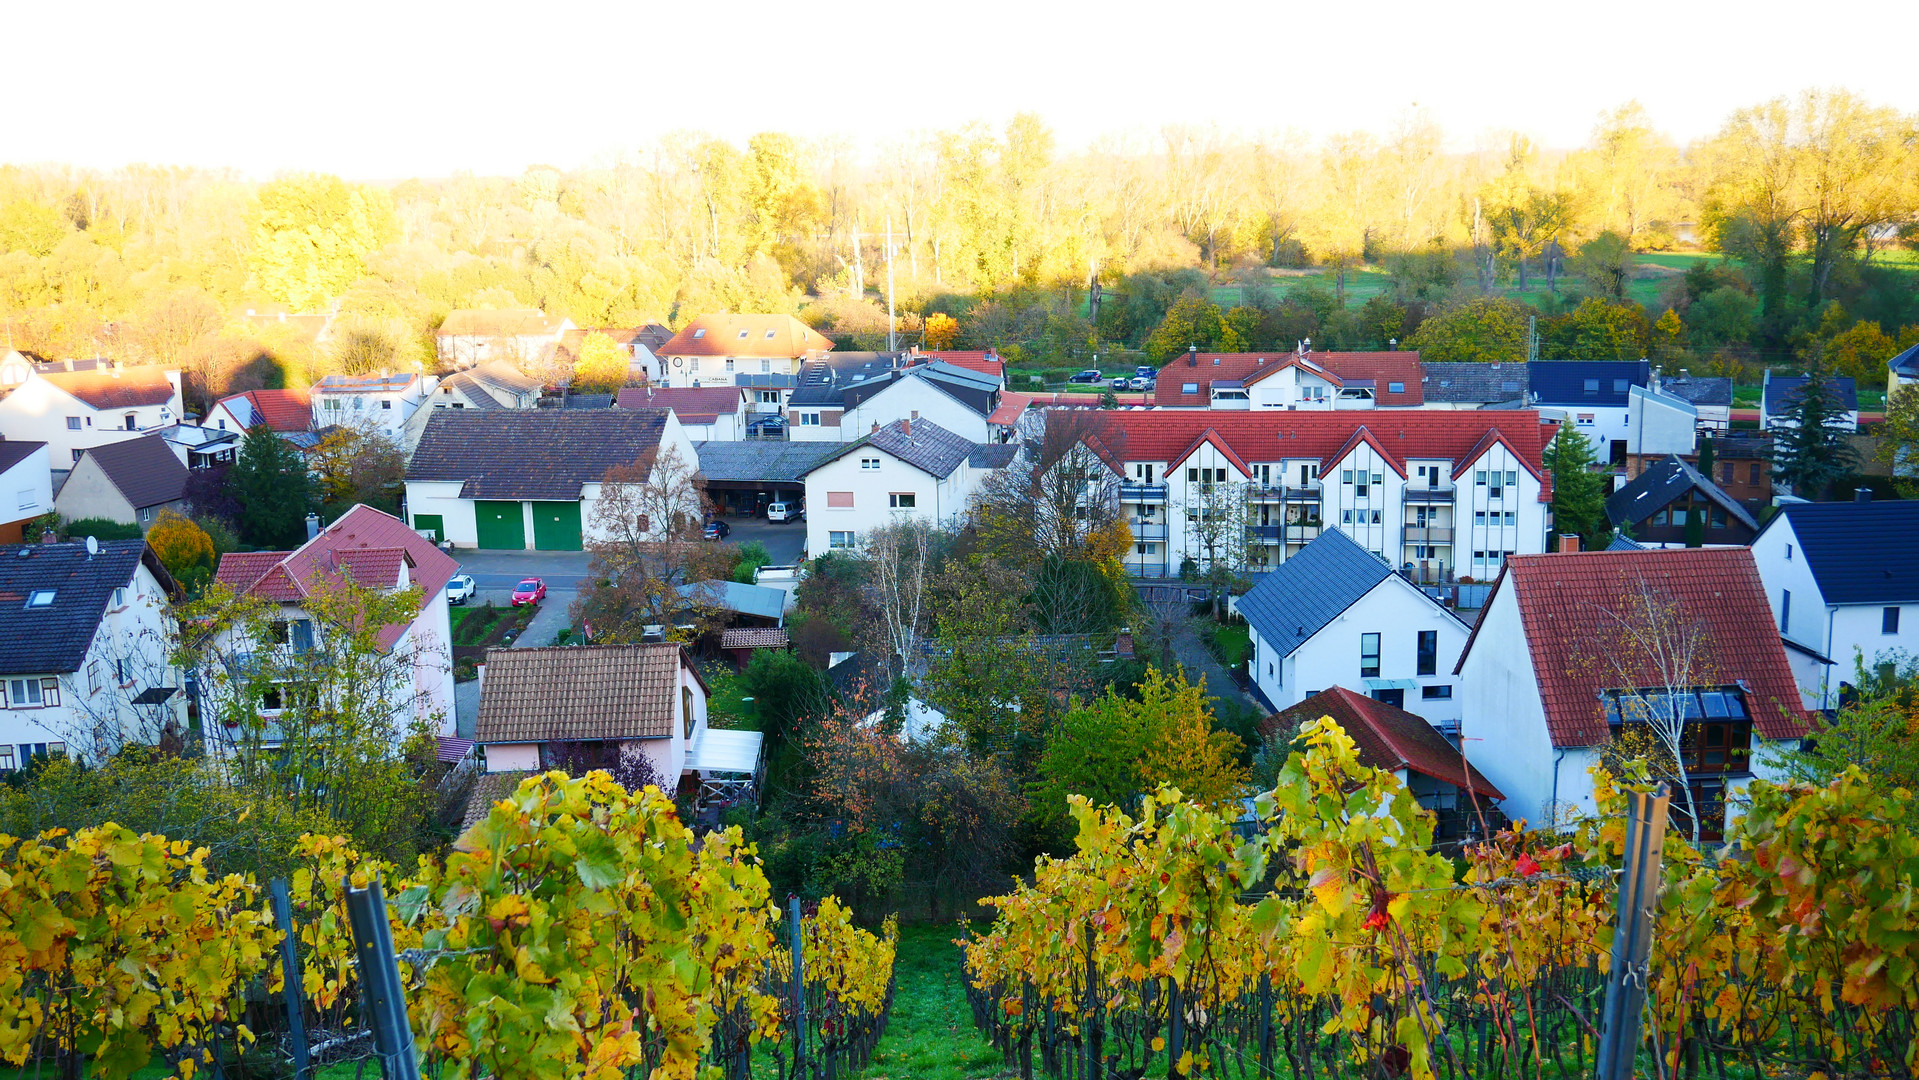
(85, 536, 99, 557)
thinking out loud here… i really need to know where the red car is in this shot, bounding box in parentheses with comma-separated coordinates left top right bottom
(511, 578, 547, 606)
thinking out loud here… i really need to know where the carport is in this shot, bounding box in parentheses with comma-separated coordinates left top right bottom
(693, 440, 840, 517)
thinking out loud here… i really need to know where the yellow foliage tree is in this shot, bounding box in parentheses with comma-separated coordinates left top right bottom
(923, 312, 959, 350)
(146, 508, 215, 592)
(572, 331, 631, 393)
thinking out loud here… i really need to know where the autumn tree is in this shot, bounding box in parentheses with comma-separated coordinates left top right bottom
(248, 174, 398, 310)
(146, 509, 215, 594)
(1406, 297, 1531, 362)
(571, 445, 731, 643)
(310, 425, 406, 517)
(1880, 377, 1919, 497)
(922, 312, 959, 349)
(970, 408, 1127, 568)
(571, 330, 631, 393)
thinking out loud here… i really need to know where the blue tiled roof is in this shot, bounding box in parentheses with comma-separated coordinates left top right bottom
(1763, 374, 1858, 416)
(1765, 499, 1919, 605)
(1527, 360, 1650, 406)
(1890, 343, 1919, 379)
(1233, 530, 1393, 656)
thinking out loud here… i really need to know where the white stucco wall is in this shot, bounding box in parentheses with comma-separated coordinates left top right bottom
(485, 742, 540, 773)
(1456, 580, 1566, 828)
(1, 444, 54, 527)
(804, 446, 973, 558)
(1625, 387, 1699, 458)
(841, 379, 989, 443)
(0, 378, 180, 468)
(1751, 516, 1834, 709)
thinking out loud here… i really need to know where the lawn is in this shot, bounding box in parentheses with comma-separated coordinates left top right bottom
(856, 922, 1006, 1080)
(701, 662, 759, 731)
(1205, 622, 1251, 669)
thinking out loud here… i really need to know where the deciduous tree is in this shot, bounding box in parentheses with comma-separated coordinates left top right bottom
(571, 329, 631, 393)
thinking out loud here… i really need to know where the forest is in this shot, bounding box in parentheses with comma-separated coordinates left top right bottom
(2, 88, 1917, 413)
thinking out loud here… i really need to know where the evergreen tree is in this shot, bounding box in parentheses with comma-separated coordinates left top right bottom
(1696, 435, 1716, 479)
(1544, 423, 1609, 549)
(230, 425, 314, 548)
(1770, 371, 1858, 500)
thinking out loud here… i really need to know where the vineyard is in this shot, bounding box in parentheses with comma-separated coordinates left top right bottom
(962, 719, 1919, 1080)
(0, 771, 897, 1080)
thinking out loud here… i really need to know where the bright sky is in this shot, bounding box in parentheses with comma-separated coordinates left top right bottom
(8, 0, 1916, 178)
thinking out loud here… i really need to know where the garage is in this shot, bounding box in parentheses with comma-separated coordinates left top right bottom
(475, 501, 526, 550)
(531, 501, 583, 550)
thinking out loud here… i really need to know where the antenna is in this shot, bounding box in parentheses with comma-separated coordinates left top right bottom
(85, 535, 98, 558)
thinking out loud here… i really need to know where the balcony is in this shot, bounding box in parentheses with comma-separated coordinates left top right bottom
(1246, 482, 1321, 502)
(1247, 524, 1321, 544)
(1246, 525, 1282, 543)
(1403, 485, 1456, 504)
(1402, 526, 1454, 544)
(1131, 521, 1168, 540)
(1120, 482, 1167, 503)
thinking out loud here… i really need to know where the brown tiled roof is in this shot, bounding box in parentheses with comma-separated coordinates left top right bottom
(616, 386, 743, 423)
(81, 435, 187, 509)
(439, 309, 568, 338)
(460, 770, 533, 832)
(42, 366, 176, 409)
(476, 643, 695, 742)
(1271, 686, 1503, 800)
(407, 409, 670, 500)
(0, 440, 47, 472)
(660, 314, 832, 358)
(1458, 548, 1811, 748)
(1152, 352, 1423, 407)
(721, 627, 789, 650)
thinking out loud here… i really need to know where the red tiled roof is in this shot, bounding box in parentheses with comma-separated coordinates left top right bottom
(212, 505, 460, 650)
(1094, 410, 1554, 500)
(217, 388, 312, 432)
(1461, 548, 1811, 748)
(1153, 352, 1423, 407)
(1271, 686, 1504, 800)
(42, 366, 176, 409)
(914, 350, 1006, 381)
(616, 385, 743, 423)
(721, 627, 790, 650)
(660, 315, 832, 358)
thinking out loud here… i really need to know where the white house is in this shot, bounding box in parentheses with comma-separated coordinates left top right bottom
(0, 538, 186, 766)
(1232, 529, 1472, 729)
(803, 418, 991, 557)
(311, 372, 433, 439)
(404, 408, 698, 550)
(1151, 351, 1426, 410)
(1656, 373, 1734, 430)
(1526, 360, 1650, 464)
(0, 355, 184, 468)
(436, 309, 574, 368)
(1752, 495, 1919, 712)
(1095, 410, 1554, 582)
(654, 314, 831, 391)
(616, 386, 746, 441)
(205, 388, 313, 437)
(211, 505, 460, 739)
(789, 362, 1000, 444)
(54, 435, 188, 528)
(429, 361, 544, 411)
(1455, 546, 1809, 835)
(1761, 371, 1860, 433)
(0, 441, 52, 543)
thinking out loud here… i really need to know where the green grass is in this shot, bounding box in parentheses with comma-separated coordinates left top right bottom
(857, 923, 1005, 1080)
(702, 662, 759, 731)
(1207, 623, 1251, 669)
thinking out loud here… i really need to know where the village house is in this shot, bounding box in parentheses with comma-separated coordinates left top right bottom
(1455, 546, 1810, 838)
(435, 309, 575, 368)
(211, 505, 460, 739)
(1761, 371, 1860, 432)
(1093, 410, 1555, 582)
(54, 435, 189, 529)
(1656, 372, 1734, 430)
(1752, 495, 1919, 712)
(1233, 529, 1472, 729)
(558, 324, 673, 384)
(802, 418, 997, 557)
(1152, 350, 1425, 410)
(404, 408, 696, 550)
(205, 388, 313, 436)
(0, 353, 184, 468)
(1603, 454, 1759, 548)
(311, 372, 433, 439)
(0, 441, 52, 543)
(654, 314, 832, 396)
(616, 386, 747, 441)
(907, 348, 1008, 389)
(1527, 360, 1697, 469)
(1419, 363, 1529, 410)
(0, 538, 184, 766)
(429, 361, 544, 411)
(1625, 434, 1774, 507)
(790, 360, 1001, 444)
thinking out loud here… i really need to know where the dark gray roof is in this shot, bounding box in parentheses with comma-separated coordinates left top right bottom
(678, 580, 786, 622)
(1893, 342, 1919, 379)
(1762, 499, 1919, 605)
(735, 374, 797, 389)
(1234, 530, 1396, 655)
(1658, 376, 1732, 408)
(0, 540, 161, 675)
(1528, 360, 1650, 406)
(1421, 363, 1528, 404)
(561, 393, 614, 409)
(968, 443, 1019, 469)
(1603, 455, 1758, 532)
(82, 435, 187, 510)
(692, 440, 842, 483)
(826, 418, 975, 478)
(789, 353, 905, 407)
(1707, 434, 1773, 460)
(0, 440, 47, 472)
(1764, 374, 1858, 416)
(407, 409, 670, 500)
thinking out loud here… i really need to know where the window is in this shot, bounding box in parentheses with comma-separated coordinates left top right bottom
(1388, 382, 1405, 394)
(1417, 630, 1437, 676)
(25, 590, 54, 608)
(799, 412, 819, 426)
(1749, 463, 1761, 485)
(66, 416, 81, 430)
(889, 492, 917, 509)
(7, 678, 57, 708)
(0, 746, 12, 771)
(1614, 379, 1629, 395)
(1421, 685, 1453, 700)
(1885, 607, 1902, 635)
(1709, 507, 1728, 530)
(758, 390, 780, 403)
(1360, 633, 1381, 678)
(1341, 469, 1354, 485)
(1182, 382, 1198, 395)
(683, 685, 696, 738)
(1784, 544, 1792, 560)
(1474, 511, 1487, 526)
(1722, 462, 1734, 483)
(1135, 542, 1158, 555)
(829, 530, 857, 549)
(692, 328, 706, 338)
(1583, 379, 1600, 395)
(88, 661, 102, 695)
(737, 329, 749, 339)
(690, 358, 700, 373)
(380, 399, 392, 409)
(725, 358, 735, 372)
(1781, 590, 1791, 633)
(110, 587, 125, 609)
(1372, 688, 1405, 709)
(827, 491, 854, 508)
(636, 513, 650, 532)
(1503, 511, 1516, 526)
(1576, 413, 1595, 427)
(16, 489, 34, 512)
(1369, 509, 1382, 524)
(761, 359, 771, 373)
(71, 450, 84, 464)
(1138, 504, 1156, 519)
(1474, 470, 1487, 486)
(1342, 509, 1354, 524)
(860, 457, 880, 471)
(292, 620, 315, 652)
(765, 329, 777, 339)
(1506, 471, 1517, 487)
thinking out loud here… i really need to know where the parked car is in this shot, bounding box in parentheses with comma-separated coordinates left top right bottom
(445, 574, 476, 605)
(702, 520, 731, 541)
(1136, 365, 1156, 379)
(1110, 377, 1131, 390)
(767, 502, 804, 522)
(1129, 377, 1154, 391)
(511, 578, 546, 606)
(1067, 369, 1103, 384)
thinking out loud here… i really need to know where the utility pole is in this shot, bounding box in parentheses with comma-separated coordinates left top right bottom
(886, 215, 897, 354)
(1527, 315, 1539, 363)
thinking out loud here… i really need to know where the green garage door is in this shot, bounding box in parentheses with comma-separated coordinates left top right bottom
(531, 501, 583, 551)
(412, 513, 444, 542)
(474, 501, 526, 550)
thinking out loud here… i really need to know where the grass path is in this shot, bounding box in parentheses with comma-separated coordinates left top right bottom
(858, 923, 1008, 1080)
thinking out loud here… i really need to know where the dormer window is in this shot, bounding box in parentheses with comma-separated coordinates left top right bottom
(25, 590, 54, 608)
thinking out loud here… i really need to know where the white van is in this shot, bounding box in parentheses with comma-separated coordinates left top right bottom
(767, 502, 805, 522)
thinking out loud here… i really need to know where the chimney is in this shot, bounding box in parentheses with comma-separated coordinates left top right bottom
(1855, 489, 1873, 504)
(305, 513, 321, 541)
(902, 416, 913, 436)
(39, 527, 56, 544)
(870, 422, 880, 434)
(1187, 345, 1198, 367)
(1558, 535, 1580, 553)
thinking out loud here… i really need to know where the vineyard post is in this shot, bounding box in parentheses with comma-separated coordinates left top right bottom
(1595, 783, 1672, 1080)
(269, 878, 311, 1080)
(344, 875, 422, 1080)
(789, 895, 807, 1078)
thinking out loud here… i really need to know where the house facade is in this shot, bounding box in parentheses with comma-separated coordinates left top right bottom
(1233, 530, 1472, 729)
(436, 309, 574, 368)
(0, 441, 52, 543)
(311, 372, 432, 439)
(0, 356, 184, 467)
(1455, 547, 1809, 836)
(1752, 496, 1919, 711)
(1152, 350, 1425, 410)
(1603, 454, 1759, 548)
(1527, 360, 1651, 464)
(211, 505, 460, 739)
(654, 314, 832, 391)
(404, 408, 697, 550)
(791, 362, 999, 444)
(205, 389, 313, 437)
(0, 539, 184, 766)
(54, 435, 189, 528)
(1657, 374, 1734, 430)
(803, 418, 990, 557)
(616, 386, 746, 441)
(1093, 411, 1554, 582)
(1760, 371, 1860, 432)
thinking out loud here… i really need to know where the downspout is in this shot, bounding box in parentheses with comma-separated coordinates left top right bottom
(1824, 606, 1837, 711)
(1549, 747, 1567, 828)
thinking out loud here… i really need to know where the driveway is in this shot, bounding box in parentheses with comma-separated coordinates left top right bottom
(714, 518, 807, 566)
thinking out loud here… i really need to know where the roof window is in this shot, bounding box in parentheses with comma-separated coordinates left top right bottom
(738, 329, 750, 339)
(25, 590, 55, 608)
(1582, 379, 1599, 395)
(692, 328, 705, 338)
(1614, 379, 1629, 394)
(765, 330, 777, 339)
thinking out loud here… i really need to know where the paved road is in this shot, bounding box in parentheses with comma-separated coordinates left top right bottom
(709, 517, 808, 565)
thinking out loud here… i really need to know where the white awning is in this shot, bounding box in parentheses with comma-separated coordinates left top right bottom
(686, 728, 763, 776)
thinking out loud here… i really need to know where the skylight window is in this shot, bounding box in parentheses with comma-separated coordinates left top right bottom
(765, 329, 776, 339)
(692, 328, 705, 338)
(738, 329, 749, 339)
(25, 590, 54, 608)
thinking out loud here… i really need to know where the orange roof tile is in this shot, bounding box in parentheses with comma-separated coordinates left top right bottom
(42, 366, 176, 409)
(660, 315, 831, 358)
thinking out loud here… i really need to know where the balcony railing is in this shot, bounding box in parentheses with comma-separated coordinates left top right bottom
(1402, 526, 1454, 543)
(1403, 485, 1457, 504)
(1247, 523, 1322, 544)
(1131, 521, 1168, 540)
(1248, 483, 1322, 502)
(1120, 482, 1168, 503)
